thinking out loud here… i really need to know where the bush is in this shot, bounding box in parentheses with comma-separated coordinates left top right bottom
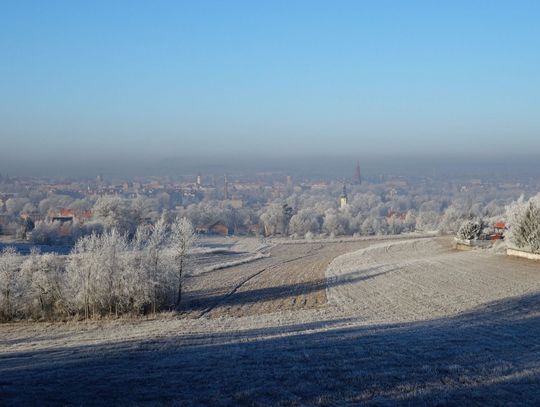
(457, 219, 484, 241)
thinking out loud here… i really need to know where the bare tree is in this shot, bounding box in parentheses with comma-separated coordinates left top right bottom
(21, 250, 67, 320)
(170, 217, 197, 310)
(141, 215, 168, 314)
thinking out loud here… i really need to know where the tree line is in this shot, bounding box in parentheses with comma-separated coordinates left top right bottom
(0, 216, 196, 322)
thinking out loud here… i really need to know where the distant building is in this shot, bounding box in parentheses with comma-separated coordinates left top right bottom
(490, 222, 506, 240)
(340, 184, 348, 209)
(354, 161, 362, 185)
(58, 208, 92, 222)
(196, 221, 229, 236)
(51, 216, 74, 224)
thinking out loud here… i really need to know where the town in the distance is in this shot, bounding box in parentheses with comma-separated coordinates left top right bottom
(1, 159, 539, 250)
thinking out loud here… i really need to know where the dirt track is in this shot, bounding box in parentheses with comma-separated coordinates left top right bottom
(184, 240, 380, 317)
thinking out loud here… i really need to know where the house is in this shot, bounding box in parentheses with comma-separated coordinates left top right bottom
(60, 208, 75, 217)
(490, 222, 506, 240)
(58, 208, 92, 223)
(196, 221, 229, 236)
(51, 216, 74, 223)
(209, 222, 229, 236)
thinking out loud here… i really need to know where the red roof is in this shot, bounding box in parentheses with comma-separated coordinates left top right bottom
(60, 208, 75, 217)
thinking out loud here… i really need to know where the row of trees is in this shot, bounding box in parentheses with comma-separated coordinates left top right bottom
(0, 216, 196, 322)
(259, 191, 508, 238)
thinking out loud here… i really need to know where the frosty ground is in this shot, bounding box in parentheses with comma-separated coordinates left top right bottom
(2, 236, 540, 406)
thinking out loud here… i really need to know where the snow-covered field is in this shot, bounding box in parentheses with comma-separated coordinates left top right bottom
(326, 238, 540, 322)
(2, 236, 540, 405)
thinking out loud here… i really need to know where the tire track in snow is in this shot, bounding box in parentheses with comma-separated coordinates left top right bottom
(197, 245, 324, 317)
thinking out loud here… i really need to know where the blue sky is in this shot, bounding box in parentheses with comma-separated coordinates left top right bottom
(1, 0, 539, 162)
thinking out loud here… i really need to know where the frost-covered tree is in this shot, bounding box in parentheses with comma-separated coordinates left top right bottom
(170, 217, 197, 309)
(456, 219, 484, 241)
(21, 250, 67, 320)
(260, 203, 286, 236)
(139, 215, 170, 313)
(66, 233, 102, 319)
(66, 229, 138, 318)
(22, 202, 37, 214)
(5, 198, 29, 216)
(403, 211, 416, 232)
(289, 209, 320, 236)
(349, 193, 382, 213)
(439, 206, 465, 234)
(31, 221, 63, 245)
(360, 216, 376, 236)
(323, 208, 350, 236)
(506, 195, 540, 253)
(416, 211, 440, 232)
(68, 198, 94, 212)
(387, 215, 403, 235)
(0, 248, 22, 321)
(93, 197, 132, 234)
(99, 229, 129, 315)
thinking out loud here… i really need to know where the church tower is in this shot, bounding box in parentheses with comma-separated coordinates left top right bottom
(340, 183, 348, 209)
(354, 161, 362, 185)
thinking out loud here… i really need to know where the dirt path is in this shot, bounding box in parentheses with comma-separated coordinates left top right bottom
(184, 239, 403, 318)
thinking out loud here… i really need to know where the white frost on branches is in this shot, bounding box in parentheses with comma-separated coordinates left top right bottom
(456, 219, 484, 241)
(0, 217, 198, 321)
(506, 194, 540, 254)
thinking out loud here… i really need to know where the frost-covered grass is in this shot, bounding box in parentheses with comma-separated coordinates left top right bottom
(2, 236, 540, 405)
(326, 237, 540, 322)
(3, 296, 540, 406)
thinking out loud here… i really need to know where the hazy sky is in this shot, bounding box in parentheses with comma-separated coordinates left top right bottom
(1, 0, 540, 166)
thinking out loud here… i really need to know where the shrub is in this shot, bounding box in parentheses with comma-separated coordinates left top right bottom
(457, 219, 484, 241)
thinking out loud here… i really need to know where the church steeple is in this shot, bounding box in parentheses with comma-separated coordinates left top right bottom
(340, 183, 348, 209)
(354, 161, 362, 185)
